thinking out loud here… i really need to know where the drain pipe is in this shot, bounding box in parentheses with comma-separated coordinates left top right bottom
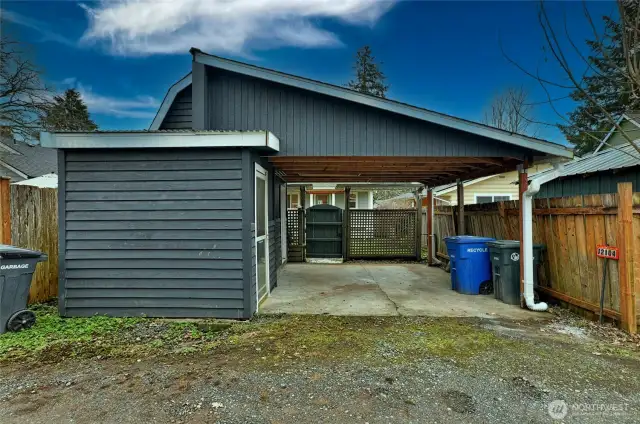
(522, 164, 564, 311)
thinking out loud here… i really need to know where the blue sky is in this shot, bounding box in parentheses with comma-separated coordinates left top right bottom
(2, 1, 618, 143)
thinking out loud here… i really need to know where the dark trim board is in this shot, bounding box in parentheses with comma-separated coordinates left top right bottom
(57, 150, 67, 316)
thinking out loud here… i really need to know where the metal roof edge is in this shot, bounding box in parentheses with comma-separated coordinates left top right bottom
(149, 72, 193, 130)
(192, 49, 573, 159)
(40, 130, 279, 150)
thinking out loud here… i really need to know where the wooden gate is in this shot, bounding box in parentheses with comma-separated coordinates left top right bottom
(347, 209, 418, 259)
(306, 205, 343, 258)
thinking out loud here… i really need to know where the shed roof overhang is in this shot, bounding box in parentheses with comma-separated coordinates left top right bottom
(41, 130, 280, 151)
(270, 155, 524, 186)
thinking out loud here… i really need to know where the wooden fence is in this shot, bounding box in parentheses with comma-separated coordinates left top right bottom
(427, 183, 639, 331)
(0, 179, 59, 304)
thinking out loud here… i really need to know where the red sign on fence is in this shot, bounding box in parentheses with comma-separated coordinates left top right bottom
(596, 245, 619, 260)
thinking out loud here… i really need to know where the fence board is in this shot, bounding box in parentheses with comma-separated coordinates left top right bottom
(432, 191, 639, 328)
(10, 185, 59, 304)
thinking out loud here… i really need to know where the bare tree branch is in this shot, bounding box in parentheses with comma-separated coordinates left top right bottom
(483, 86, 539, 136)
(503, 0, 640, 155)
(0, 35, 51, 142)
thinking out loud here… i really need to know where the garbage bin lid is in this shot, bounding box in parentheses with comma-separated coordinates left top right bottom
(486, 240, 546, 249)
(487, 240, 521, 248)
(0, 244, 45, 259)
(444, 236, 495, 244)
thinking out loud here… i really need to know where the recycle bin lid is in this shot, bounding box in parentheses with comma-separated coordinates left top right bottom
(444, 236, 496, 244)
(0, 244, 45, 259)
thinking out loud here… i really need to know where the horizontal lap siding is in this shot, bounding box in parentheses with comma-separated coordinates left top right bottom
(207, 69, 529, 158)
(62, 149, 245, 318)
(160, 86, 192, 129)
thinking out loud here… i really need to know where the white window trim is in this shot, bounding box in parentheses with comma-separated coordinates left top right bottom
(255, 163, 270, 310)
(287, 192, 300, 209)
(474, 193, 512, 203)
(348, 191, 358, 209)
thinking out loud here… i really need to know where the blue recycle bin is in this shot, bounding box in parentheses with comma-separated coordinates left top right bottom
(444, 236, 495, 295)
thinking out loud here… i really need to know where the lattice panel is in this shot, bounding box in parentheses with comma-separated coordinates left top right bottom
(348, 210, 417, 258)
(287, 209, 303, 247)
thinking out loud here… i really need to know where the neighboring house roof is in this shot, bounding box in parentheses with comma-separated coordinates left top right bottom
(152, 49, 572, 159)
(536, 140, 640, 182)
(12, 173, 58, 189)
(593, 113, 640, 153)
(0, 138, 58, 179)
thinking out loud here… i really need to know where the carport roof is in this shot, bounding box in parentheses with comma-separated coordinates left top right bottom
(269, 155, 526, 185)
(189, 48, 573, 160)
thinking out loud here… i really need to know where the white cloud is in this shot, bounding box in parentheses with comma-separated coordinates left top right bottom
(61, 80, 160, 119)
(80, 0, 395, 56)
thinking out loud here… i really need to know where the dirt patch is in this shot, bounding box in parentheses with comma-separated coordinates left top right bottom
(440, 390, 477, 414)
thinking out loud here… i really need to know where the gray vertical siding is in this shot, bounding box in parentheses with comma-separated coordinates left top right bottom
(160, 86, 192, 130)
(205, 69, 530, 158)
(536, 167, 640, 198)
(60, 148, 245, 318)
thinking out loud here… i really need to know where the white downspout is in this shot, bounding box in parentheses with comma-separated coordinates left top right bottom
(522, 164, 564, 311)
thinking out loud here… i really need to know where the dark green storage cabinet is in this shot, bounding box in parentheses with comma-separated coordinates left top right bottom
(487, 241, 544, 305)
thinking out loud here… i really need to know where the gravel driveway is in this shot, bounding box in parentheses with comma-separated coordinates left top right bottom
(1, 313, 639, 423)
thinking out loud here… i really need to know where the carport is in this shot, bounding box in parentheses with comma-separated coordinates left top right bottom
(260, 263, 539, 319)
(43, 49, 572, 320)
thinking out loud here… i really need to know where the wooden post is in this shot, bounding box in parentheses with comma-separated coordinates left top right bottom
(426, 187, 434, 266)
(518, 164, 528, 308)
(456, 179, 465, 235)
(415, 188, 422, 261)
(343, 186, 351, 260)
(299, 186, 306, 248)
(0, 178, 11, 245)
(617, 182, 637, 334)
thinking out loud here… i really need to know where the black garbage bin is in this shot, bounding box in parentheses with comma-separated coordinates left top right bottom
(0, 245, 47, 334)
(486, 241, 544, 305)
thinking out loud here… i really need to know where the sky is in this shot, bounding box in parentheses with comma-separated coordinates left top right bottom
(1, 0, 619, 144)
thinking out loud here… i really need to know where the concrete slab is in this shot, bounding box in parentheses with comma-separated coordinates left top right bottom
(260, 263, 542, 320)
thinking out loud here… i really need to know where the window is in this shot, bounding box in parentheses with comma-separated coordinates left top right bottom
(288, 193, 300, 209)
(348, 192, 357, 209)
(315, 194, 330, 205)
(475, 194, 511, 204)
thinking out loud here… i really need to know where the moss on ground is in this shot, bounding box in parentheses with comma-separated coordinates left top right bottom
(1, 304, 639, 378)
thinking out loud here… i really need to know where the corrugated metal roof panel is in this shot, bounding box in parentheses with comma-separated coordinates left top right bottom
(535, 141, 640, 181)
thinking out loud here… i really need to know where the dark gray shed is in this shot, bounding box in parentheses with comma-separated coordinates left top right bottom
(536, 141, 640, 198)
(43, 49, 572, 319)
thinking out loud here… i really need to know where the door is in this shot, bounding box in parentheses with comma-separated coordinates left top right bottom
(306, 204, 343, 258)
(255, 164, 269, 308)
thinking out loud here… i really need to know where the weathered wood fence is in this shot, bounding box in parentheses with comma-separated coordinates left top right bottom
(0, 179, 59, 304)
(426, 183, 639, 331)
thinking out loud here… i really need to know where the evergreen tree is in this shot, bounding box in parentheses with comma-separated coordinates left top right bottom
(559, 7, 639, 155)
(346, 46, 389, 98)
(41, 89, 97, 131)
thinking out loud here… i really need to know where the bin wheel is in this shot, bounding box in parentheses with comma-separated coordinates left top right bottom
(6, 310, 36, 332)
